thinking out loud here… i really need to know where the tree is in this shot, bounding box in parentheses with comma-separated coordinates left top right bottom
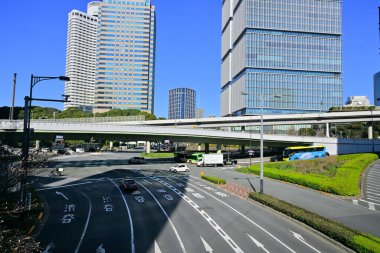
(299, 128, 316, 136)
(18, 106, 60, 120)
(0, 145, 43, 252)
(57, 107, 92, 118)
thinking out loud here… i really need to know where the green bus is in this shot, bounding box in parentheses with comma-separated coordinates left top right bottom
(186, 153, 204, 164)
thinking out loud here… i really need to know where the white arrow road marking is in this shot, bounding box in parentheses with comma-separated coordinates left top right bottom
(153, 177, 243, 253)
(200, 236, 214, 253)
(55, 191, 68, 200)
(247, 234, 270, 253)
(155, 241, 162, 253)
(290, 230, 322, 253)
(136, 181, 187, 253)
(96, 244, 105, 253)
(42, 242, 54, 253)
(184, 176, 296, 253)
(108, 178, 135, 253)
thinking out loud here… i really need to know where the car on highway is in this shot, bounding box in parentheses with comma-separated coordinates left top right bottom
(170, 164, 190, 172)
(76, 148, 85, 153)
(270, 154, 283, 162)
(128, 157, 146, 164)
(119, 177, 138, 192)
(223, 158, 238, 165)
(64, 148, 75, 155)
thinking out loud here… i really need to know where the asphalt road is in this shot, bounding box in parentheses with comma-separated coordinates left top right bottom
(32, 152, 349, 253)
(193, 158, 380, 238)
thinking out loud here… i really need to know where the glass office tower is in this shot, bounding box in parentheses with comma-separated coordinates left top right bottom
(168, 88, 196, 119)
(374, 71, 380, 106)
(221, 0, 342, 116)
(94, 0, 156, 114)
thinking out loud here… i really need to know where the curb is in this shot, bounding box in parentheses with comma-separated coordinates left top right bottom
(247, 195, 356, 253)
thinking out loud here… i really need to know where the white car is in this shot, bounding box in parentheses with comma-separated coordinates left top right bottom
(170, 164, 190, 173)
(76, 148, 85, 153)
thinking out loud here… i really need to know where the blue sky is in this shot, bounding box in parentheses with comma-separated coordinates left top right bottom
(0, 0, 379, 118)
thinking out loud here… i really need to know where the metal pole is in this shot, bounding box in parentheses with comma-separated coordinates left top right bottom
(9, 73, 17, 120)
(249, 117, 252, 165)
(21, 96, 30, 202)
(260, 95, 264, 194)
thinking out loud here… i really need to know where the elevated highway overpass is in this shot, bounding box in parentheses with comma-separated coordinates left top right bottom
(1, 119, 379, 155)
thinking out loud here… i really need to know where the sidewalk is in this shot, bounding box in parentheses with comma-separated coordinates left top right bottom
(193, 159, 380, 238)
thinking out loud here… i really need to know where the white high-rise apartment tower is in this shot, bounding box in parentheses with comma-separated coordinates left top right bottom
(65, 0, 156, 114)
(64, 2, 100, 110)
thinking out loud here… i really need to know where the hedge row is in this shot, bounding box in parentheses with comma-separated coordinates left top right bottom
(141, 152, 174, 158)
(251, 193, 380, 253)
(237, 153, 378, 196)
(201, 175, 226, 185)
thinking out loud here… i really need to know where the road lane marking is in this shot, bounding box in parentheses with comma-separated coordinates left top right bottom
(108, 178, 135, 253)
(55, 191, 69, 200)
(155, 241, 162, 253)
(369, 202, 376, 211)
(352, 199, 358, 205)
(247, 234, 270, 253)
(96, 244, 106, 253)
(143, 179, 152, 184)
(42, 242, 54, 253)
(183, 176, 296, 253)
(290, 230, 321, 253)
(36, 182, 92, 191)
(74, 192, 92, 253)
(154, 177, 244, 253)
(136, 181, 187, 253)
(200, 236, 214, 252)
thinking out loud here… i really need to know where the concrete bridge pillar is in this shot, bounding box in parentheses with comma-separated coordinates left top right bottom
(145, 141, 151, 153)
(368, 125, 373, 139)
(35, 140, 40, 150)
(110, 141, 113, 151)
(326, 123, 330, 138)
(205, 143, 210, 153)
(198, 144, 202, 151)
(240, 145, 245, 154)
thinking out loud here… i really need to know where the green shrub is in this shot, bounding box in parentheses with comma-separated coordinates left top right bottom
(141, 152, 174, 158)
(251, 193, 380, 253)
(201, 175, 226, 185)
(236, 154, 378, 196)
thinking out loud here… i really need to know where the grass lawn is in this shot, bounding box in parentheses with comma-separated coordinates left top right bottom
(141, 152, 174, 158)
(236, 153, 378, 196)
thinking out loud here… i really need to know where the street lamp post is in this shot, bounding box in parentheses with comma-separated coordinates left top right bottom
(242, 92, 281, 194)
(21, 75, 70, 202)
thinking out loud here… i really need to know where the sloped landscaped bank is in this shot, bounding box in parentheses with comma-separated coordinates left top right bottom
(236, 153, 378, 195)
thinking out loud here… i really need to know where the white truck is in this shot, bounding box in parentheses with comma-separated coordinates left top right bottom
(196, 154, 224, 167)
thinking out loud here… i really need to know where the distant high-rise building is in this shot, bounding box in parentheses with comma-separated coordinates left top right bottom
(168, 88, 196, 119)
(195, 108, 204, 119)
(65, 0, 156, 114)
(64, 2, 100, 110)
(94, 0, 156, 114)
(345, 96, 370, 107)
(221, 0, 343, 116)
(374, 71, 380, 106)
